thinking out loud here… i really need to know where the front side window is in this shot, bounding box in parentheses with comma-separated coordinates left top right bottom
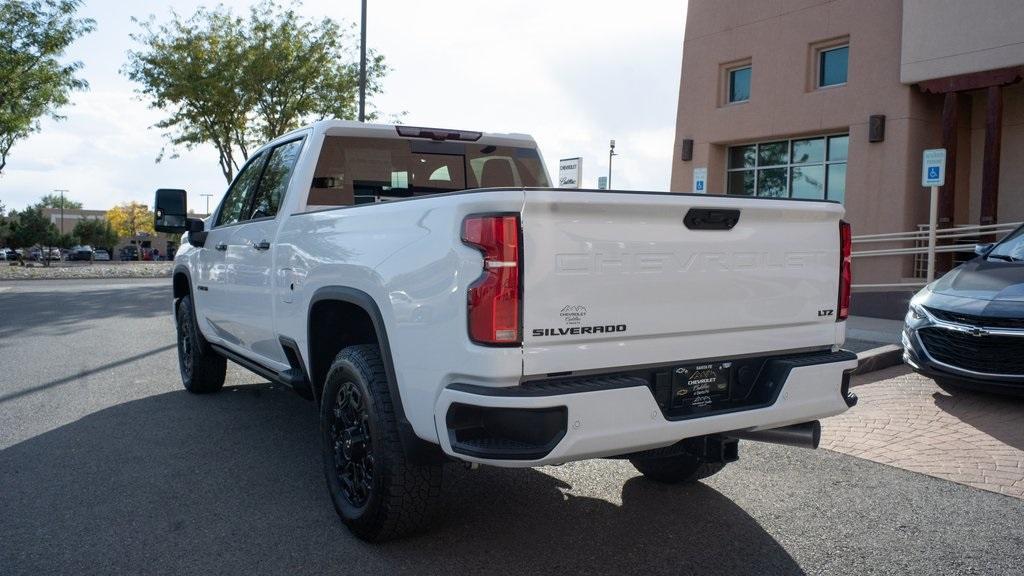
(727, 134, 848, 201)
(819, 45, 848, 87)
(248, 139, 304, 219)
(216, 151, 268, 227)
(728, 66, 751, 103)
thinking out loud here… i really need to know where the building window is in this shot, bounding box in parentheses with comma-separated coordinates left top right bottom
(818, 45, 848, 87)
(726, 134, 848, 202)
(728, 66, 751, 103)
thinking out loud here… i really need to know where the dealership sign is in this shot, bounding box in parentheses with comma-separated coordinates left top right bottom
(559, 157, 582, 189)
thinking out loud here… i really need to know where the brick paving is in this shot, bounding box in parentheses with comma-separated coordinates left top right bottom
(821, 364, 1024, 499)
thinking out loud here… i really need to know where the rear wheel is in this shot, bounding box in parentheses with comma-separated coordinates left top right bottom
(320, 345, 443, 542)
(175, 295, 226, 393)
(629, 452, 726, 484)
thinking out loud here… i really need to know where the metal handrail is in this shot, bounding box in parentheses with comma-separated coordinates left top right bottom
(852, 221, 1020, 242)
(851, 221, 1020, 290)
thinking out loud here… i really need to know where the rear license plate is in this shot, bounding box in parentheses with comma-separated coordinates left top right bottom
(671, 362, 732, 409)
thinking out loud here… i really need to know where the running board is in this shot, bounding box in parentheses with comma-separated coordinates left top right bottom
(210, 343, 313, 400)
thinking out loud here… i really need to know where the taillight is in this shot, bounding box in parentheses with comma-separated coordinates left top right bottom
(838, 220, 852, 321)
(462, 214, 521, 345)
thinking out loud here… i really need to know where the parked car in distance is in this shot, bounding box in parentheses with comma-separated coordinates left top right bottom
(68, 246, 95, 261)
(48, 248, 62, 261)
(119, 246, 139, 261)
(904, 223, 1024, 394)
(1, 248, 15, 261)
(93, 249, 111, 261)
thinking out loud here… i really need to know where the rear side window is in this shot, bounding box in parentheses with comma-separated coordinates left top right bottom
(216, 151, 267, 227)
(249, 139, 304, 219)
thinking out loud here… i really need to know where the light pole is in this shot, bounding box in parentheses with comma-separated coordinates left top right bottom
(607, 140, 617, 189)
(53, 189, 69, 235)
(358, 0, 367, 122)
(200, 194, 213, 216)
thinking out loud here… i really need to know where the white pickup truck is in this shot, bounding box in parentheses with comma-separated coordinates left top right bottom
(155, 120, 857, 541)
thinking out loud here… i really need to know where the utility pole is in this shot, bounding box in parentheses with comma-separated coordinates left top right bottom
(358, 0, 367, 122)
(607, 140, 617, 189)
(53, 189, 69, 235)
(200, 194, 213, 216)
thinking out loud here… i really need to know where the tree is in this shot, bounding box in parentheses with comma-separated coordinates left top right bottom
(72, 217, 116, 250)
(0, 0, 95, 174)
(11, 206, 59, 266)
(125, 0, 387, 183)
(36, 192, 82, 209)
(0, 201, 11, 247)
(106, 201, 154, 260)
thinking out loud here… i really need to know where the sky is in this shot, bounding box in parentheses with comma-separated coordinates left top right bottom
(0, 0, 687, 213)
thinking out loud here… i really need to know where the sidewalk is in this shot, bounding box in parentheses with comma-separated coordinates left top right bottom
(845, 315, 904, 353)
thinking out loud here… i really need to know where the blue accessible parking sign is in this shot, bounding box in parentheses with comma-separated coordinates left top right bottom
(922, 149, 946, 187)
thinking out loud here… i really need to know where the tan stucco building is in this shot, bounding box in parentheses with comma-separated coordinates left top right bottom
(671, 0, 1024, 285)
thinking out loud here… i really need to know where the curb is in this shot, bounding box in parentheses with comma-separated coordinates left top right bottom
(853, 344, 905, 375)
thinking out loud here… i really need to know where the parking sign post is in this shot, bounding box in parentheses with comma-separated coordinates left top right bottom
(921, 149, 947, 283)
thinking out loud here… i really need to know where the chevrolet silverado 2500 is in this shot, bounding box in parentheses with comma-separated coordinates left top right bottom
(154, 120, 857, 542)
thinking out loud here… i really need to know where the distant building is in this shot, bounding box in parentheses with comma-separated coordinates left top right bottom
(671, 0, 1024, 285)
(41, 207, 208, 258)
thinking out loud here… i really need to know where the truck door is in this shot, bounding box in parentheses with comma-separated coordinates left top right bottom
(196, 150, 268, 352)
(218, 137, 305, 368)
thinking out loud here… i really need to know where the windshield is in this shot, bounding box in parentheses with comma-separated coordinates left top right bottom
(307, 136, 549, 207)
(988, 226, 1024, 261)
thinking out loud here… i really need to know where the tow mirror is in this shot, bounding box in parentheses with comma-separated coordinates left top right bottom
(154, 188, 208, 247)
(154, 188, 189, 233)
(974, 243, 994, 256)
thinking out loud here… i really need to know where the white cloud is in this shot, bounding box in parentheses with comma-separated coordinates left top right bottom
(0, 0, 686, 211)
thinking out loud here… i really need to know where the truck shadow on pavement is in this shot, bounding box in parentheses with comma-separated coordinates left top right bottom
(0, 382, 803, 576)
(0, 285, 170, 345)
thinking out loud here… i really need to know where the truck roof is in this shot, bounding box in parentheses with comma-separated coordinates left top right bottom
(278, 119, 539, 150)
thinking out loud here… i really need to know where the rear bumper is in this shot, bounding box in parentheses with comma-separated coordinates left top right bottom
(434, 350, 858, 467)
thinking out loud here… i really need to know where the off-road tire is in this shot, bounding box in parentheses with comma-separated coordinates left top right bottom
(629, 452, 726, 484)
(320, 345, 443, 542)
(175, 294, 226, 393)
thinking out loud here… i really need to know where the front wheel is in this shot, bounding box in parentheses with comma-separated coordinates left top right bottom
(320, 345, 443, 542)
(175, 294, 226, 393)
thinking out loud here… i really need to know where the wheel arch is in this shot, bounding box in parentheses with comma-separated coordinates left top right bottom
(172, 266, 191, 300)
(307, 286, 446, 464)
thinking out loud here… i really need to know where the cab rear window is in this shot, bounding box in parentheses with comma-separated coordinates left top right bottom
(307, 136, 548, 207)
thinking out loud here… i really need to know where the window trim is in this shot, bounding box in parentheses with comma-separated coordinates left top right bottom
(812, 39, 849, 90)
(719, 57, 752, 107)
(726, 133, 849, 201)
(727, 65, 752, 104)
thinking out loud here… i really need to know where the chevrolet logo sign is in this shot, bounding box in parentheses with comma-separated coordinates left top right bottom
(967, 327, 990, 337)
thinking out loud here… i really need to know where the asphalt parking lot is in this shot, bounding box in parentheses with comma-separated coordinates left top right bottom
(2, 279, 1024, 576)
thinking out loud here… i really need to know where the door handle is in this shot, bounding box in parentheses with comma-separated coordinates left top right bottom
(215, 242, 228, 251)
(254, 240, 271, 251)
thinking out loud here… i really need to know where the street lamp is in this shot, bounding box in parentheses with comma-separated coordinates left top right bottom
(358, 0, 367, 122)
(607, 140, 618, 189)
(53, 189, 69, 234)
(200, 194, 213, 216)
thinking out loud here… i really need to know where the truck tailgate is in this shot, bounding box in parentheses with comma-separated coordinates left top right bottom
(520, 190, 845, 376)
